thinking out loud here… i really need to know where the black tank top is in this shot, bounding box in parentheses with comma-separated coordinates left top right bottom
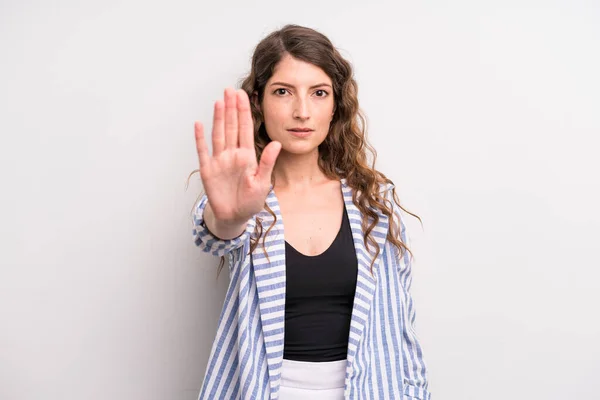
(283, 202, 358, 362)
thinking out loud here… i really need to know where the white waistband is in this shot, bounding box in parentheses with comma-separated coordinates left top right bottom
(280, 359, 347, 389)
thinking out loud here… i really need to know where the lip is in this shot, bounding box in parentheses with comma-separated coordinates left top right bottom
(287, 128, 314, 138)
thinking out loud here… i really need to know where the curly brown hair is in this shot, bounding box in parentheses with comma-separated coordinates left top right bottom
(190, 24, 421, 277)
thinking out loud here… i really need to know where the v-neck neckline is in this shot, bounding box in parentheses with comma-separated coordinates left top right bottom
(284, 202, 347, 258)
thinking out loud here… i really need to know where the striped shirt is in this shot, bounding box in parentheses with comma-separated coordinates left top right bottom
(192, 178, 431, 400)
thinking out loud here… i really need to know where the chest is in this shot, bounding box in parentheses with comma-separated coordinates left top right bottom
(276, 185, 345, 257)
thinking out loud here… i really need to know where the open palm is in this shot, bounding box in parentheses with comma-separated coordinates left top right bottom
(194, 88, 281, 224)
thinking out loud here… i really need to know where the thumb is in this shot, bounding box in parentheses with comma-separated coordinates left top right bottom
(256, 141, 282, 187)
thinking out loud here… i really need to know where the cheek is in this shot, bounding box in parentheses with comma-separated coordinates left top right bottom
(263, 103, 287, 125)
(317, 108, 334, 125)
(318, 100, 335, 119)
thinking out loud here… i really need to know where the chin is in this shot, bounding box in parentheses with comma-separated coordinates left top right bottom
(280, 142, 320, 155)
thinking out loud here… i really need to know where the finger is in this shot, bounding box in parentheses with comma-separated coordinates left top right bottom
(237, 89, 254, 149)
(212, 100, 225, 156)
(224, 87, 238, 149)
(256, 141, 282, 186)
(194, 121, 210, 169)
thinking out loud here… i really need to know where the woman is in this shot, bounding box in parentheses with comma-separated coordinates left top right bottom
(191, 24, 431, 400)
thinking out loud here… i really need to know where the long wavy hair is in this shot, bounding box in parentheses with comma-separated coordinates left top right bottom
(189, 24, 421, 277)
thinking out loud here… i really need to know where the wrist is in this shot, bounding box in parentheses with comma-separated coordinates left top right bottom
(203, 202, 249, 240)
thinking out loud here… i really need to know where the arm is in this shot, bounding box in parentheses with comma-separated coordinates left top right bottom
(393, 200, 432, 400)
(191, 88, 280, 258)
(192, 194, 256, 257)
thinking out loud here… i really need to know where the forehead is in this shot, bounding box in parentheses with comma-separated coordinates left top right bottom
(268, 54, 332, 86)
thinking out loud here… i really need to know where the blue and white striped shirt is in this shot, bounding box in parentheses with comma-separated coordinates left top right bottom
(192, 178, 431, 400)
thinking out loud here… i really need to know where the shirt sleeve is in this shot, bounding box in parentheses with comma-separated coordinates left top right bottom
(391, 193, 432, 400)
(192, 194, 256, 257)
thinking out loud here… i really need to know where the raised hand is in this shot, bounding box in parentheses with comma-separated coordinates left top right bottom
(194, 88, 281, 229)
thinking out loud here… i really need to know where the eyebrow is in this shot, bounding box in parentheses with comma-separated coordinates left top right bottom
(269, 81, 332, 90)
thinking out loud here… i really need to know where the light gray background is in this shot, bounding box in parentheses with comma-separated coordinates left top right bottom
(1, 1, 599, 399)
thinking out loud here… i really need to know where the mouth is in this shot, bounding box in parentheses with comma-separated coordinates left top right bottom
(287, 128, 314, 138)
(287, 128, 314, 132)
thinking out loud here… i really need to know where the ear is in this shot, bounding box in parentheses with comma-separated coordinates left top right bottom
(251, 91, 261, 111)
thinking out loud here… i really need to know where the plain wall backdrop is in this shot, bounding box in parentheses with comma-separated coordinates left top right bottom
(1, 0, 599, 399)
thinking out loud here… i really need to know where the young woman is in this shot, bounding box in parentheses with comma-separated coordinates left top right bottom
(192, 24, 431, 400)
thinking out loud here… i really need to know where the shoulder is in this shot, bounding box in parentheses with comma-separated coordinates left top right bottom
(378, 181, 395, 194)
(342, 178, 395, 195)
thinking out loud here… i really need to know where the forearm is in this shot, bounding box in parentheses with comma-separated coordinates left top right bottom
(203, 201, 248, 240)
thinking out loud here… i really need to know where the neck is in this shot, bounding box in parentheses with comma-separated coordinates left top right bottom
(272, 148, 328, 191)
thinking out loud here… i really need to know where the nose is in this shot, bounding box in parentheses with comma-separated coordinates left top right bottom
(292, 98, 310, 120)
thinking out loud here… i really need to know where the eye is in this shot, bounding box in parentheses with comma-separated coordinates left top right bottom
(274, 88, 288, 96)
(315, 89, 329, 97)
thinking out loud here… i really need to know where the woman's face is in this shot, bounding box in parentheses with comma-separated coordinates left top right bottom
(259, 54, 335, 155)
